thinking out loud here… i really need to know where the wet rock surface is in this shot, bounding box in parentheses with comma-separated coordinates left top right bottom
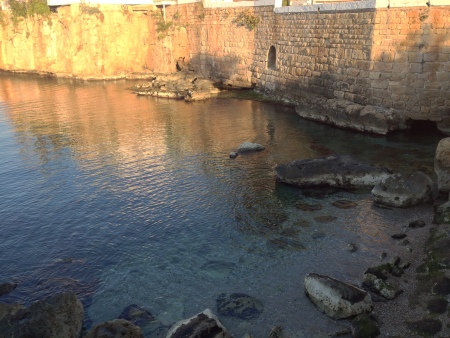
(237, 142, 265, 153)
(371, 171, 433, 207)
(84, 319, 144, 338)
(304, 273, 373, 319)
(275, 155, 390, 189)
(117, 304, 167, 336)
(166, 309, 232, 338)
(216, 293, 263, 320)
(0, 292, 83, 338)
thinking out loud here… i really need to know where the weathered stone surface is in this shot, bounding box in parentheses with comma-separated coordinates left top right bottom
(371, 172, 433, 207)
(0, 292, 83, 338)
(237, 142, 265, 153)
(304, 273, 373, 319)
(84, 319, 143, 338)
(275, 155, 390, 188)
(433, 201, 450, 224)
(165, 309, 232, 338)
(362, 273, 403, 300)
(0, 303, 24, 321)
(295, 100, 407, 135)
(216, 293, 263, 320)
(435, 138, 450, 192)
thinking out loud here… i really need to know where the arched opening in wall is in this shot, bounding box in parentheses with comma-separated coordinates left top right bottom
(267, 46, 276, 70)
(408, 120, 441, 136)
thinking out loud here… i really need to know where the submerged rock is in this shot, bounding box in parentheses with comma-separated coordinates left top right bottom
(351, 313, 380, 338)
(362, 273, 403, 300)
(331, 200, 358, 209)
(407, 318, 442, 336)
(435, 137, 450, 192)
(371, 172, 433, 207)
(0, 292, 83, 338)
(304, 273, 373, 319)
(275, 155, 390, 189)
(118, 304, 166, 335)
(295, 201, 322, 211)
(200, 260, 236, 278)
(237, 142, 265, 153)
(216, 293, 263, 320)
(165, 309, 232, 338)
(0, 283, 17, 297)
(84, 319, 143, 338)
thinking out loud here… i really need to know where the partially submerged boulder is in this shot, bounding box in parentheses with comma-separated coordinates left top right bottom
(0, 292, 83, 338)
(216, 293, 263, 320)
(371, 172, 433, 207)
(435, 138, 450, 192)
(84, 319, 143, 338)
(165, 309, 232, 338)
(304, 273, 373, 319)
(275, 155, 390, 188)
(237, 142, 265, 153)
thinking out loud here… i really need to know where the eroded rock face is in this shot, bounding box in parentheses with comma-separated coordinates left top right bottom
(0, 292, 83, 338)
(304, 273, 373, 319)
(435, 138, 450, 192)
(295, 99, 408, 135)
(165, 309, 232, 338)
(84, 319, 143, 338)
(371, 172, 433, 208)
(275, 155, 390, 188)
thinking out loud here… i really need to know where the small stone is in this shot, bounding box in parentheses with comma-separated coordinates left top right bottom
(390, 266, 403, 277)
(426, 298, 448, 314)
(399, 262, 410, 270)
(391, 233, 407, 239)
(380, 252, 387, 260)
(295, 201, 322, 211)
(365, 264, 391, 280)
(409, 219, 426, 228)
(229, 151, 238, 158)
(237, 142, 265, 153)
(407, 318, 442, 336)
(346, 243, 358, 253)
(0, 283, 17, 297)
(331, 200, 358, 209)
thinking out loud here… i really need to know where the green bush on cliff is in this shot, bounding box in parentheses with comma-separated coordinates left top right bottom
(0, 11, 6, 27)
(9, 0, 50, 25)
(233, 10, 260, 31)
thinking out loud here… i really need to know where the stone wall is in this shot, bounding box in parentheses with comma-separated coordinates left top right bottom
(0, 2, 449, 131)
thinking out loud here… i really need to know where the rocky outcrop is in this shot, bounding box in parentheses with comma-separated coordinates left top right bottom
(295, 99, 408, 135)
(0, 292, 83, 338)
(84, 319, 143, 338)
(435, 138, 450, 192)
(165, 309, 232, 338)
(275, 155, 390, 188)
(132, 73, 220, 101)
(237, 142, 265, 153)
(0, 303, 24, 321)
(371, 172, 433, 208)
(304, 273, 373, 319)
(216, 293, 263, 320)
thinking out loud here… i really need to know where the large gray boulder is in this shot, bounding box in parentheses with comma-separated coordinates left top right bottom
(275, 155, 390, 188)
(165, 309, 232, 338)
(0, 292, 83, 338)
(371, 171, 433, 207)
(84, 319, 144, 338)
(304, 273, 373, 319)
(435, 138, 450, 192)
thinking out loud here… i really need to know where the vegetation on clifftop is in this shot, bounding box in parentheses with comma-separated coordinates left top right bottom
(9, 0, 50, 25)
(233, 10, 260, 31)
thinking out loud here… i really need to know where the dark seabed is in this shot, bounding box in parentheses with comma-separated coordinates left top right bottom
(0, 74, 442, 337)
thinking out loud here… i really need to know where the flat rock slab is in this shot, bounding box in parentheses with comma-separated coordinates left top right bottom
(165, 309, 232, 338)
(371, 171, 433, 208)
(216, 293, 263, 320)
(275, 155, 390, 188)
(304, 273, 373, 319)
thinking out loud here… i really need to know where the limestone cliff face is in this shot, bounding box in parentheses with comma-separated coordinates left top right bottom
(0, 4, 190, 77)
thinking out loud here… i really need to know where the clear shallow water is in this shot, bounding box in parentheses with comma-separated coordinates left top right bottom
(0, 74, 442, 337)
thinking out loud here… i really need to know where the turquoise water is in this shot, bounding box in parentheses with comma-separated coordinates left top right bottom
(0, 74, 442, 337)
